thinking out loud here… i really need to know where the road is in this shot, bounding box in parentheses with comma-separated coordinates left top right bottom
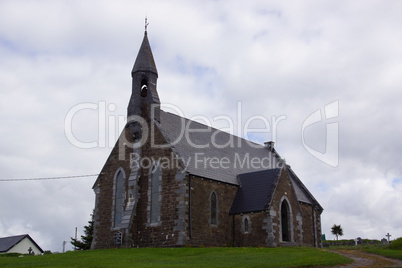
(331, 250, 402, 267)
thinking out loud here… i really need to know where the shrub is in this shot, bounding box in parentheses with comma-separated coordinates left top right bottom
(388, 237, 402, 250)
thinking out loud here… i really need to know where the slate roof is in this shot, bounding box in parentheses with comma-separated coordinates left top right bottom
(288, 167, 323, 210)
(229, 166, 323, 214)
(158, 111, 322, 211)
(229, 169, 281, 215)
(132, 32, 158, 75)
(159, 110, 282, 185)
(0, 234, 44, 253)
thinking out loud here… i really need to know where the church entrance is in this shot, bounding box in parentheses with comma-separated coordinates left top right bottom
(281, 200, 290, 242)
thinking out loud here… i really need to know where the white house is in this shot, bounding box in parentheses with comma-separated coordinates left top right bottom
(0, 234, 44, 255)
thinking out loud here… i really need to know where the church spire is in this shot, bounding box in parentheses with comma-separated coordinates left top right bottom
(131, 19, 158, 77)
(128, 23, 160, 124)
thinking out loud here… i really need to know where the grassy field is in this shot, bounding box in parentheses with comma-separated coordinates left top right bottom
(0, 247, 351, 268)
(364, 249, 402, 260)
(365, 237, 402, 259)
(325, 240, 402, 262)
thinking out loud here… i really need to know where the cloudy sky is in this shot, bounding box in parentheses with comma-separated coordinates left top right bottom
(1, 0, 402, 251)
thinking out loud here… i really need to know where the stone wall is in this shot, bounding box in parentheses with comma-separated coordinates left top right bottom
(128, 117, 187, 247)
(300, 203, 314, 246)
(187, 176, 238, 247)
(92, 115, 188, 249)
(269, 168, 303, 246)
(233, 212, 268, 247)
(314, 206, 323, 247)
(91, 126, 135, 249)
(298, 203, 323, 247)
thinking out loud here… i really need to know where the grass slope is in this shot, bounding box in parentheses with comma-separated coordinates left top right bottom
(0, 247, 350, 268)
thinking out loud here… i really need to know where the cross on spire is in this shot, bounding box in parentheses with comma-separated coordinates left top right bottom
(145, 17, 149, 33)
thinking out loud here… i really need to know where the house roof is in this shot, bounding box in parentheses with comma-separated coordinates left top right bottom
(0, 234, 44, 253)
(159, 110, 282, 185)
(229, 168, 281, 215)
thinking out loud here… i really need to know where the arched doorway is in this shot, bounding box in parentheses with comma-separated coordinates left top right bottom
(281, 199, 290, 242)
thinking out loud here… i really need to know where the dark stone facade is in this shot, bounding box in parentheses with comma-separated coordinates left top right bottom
(187, 177, 238, 247)
(92, 123, 323, 249)
(92, 118, 187, 248)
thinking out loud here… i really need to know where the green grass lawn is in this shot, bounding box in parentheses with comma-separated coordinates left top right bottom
(326, 242, 402, 262)
(364, 249, 402, 260)
(0, 247, 350, 268)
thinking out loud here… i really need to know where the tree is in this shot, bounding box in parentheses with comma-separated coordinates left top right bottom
(71, 211, 94, 250)
(331, 224, 343, 240)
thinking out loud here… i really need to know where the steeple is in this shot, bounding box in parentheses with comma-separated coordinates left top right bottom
(127, 23, 160, 134)
(131, 31, 158, 77)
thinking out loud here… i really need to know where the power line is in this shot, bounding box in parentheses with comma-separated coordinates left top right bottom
(0, 174, 99, 182)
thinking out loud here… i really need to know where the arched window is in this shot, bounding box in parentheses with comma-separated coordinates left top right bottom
(114, 169, 125, 227)
(244, 218, 249, 233)
(149, 161, 161, 224)
(210, 192, 218, 225)
(141, 78, 148, 97)
(241, 215, 251, 234)
(281, 199, 290, 242)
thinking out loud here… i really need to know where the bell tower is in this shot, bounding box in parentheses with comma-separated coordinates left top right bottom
(127, 19, 160, 134)
(127, 20, 160, 139)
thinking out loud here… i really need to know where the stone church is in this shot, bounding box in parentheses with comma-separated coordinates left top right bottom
(91, 28, 323, 249)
